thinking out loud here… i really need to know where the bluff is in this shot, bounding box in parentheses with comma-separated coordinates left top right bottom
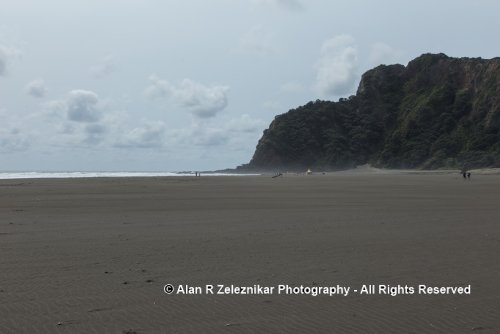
(241, 53, 500, 171)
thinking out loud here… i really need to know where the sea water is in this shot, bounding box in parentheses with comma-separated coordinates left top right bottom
(0, 171, 260, 179)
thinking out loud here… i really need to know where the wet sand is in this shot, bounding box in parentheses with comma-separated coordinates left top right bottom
(0, 174, 499, 333)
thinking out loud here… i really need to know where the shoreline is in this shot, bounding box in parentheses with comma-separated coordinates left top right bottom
(2, 166, 500, 181)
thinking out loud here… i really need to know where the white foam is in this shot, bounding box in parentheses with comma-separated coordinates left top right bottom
(0, 171, 260, 179)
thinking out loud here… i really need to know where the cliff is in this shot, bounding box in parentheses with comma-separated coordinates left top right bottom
(241, 53, 500, 171)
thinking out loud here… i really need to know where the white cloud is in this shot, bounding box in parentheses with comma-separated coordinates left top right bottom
(176, 79, 229, 118)
(83, 123, 107, 145)
(115, 121, 165, 148)
(90, 55, 115, 79)
(314, 34, 358, 97)
(43, 90, 167, 149)
(43, 100, 67, 119)
(0, 45, 21, 76)
(0, 128, 30, 153)
(25, 79, 47, 98)
(49, 119, 109, 147)
(145, 76, 229, 118)
(237, 25, 277, 56)
(43, 90, 112, 146)
(66, 90, 102, 122)
(45, 90, 107, 123)
(144, 75, 172, 99)
(170, 114, 264, 149)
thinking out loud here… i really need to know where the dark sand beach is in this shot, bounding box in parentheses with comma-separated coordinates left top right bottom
(1, 173, 499, 333)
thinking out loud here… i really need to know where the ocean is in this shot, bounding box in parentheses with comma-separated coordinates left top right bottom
(0, 172, 260, 179)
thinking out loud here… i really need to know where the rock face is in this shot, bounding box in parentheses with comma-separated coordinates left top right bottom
(241, 53, 500, 171)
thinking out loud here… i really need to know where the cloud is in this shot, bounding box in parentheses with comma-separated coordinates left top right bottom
(66, 90, 102, 122)
(43, 90, 111, 146)
(237, 25, 277, 56)
(90, 55, 115, 78)
(314, 34, 358, 97)
(0, 45, 21, 76)
(145, 76, 229, 118)
(43, 100, 67, 119)
(0, 128, 30, 153)
(45, 90, 104, 123)
(175, 79, 228, 118)
(25, 79, 47, 98)
(115, 121, 165, 148)
(170, 113, 264, 149)
(144, 75, 173, 99)
(83, 123, 108, 145)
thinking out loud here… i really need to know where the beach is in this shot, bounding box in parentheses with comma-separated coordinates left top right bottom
(1, 173, 499, 333)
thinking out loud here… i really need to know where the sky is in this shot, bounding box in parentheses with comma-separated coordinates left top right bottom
(1, 0, 500, 171)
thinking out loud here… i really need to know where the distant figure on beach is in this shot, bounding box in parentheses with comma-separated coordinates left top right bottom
(462, 172, 467, 179)
(467, 172, 471, 179)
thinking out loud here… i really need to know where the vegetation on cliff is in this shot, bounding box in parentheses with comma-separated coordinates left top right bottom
(241, 53, 500, 171)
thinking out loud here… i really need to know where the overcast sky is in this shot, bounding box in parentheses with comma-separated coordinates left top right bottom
(1, 0, 499, 171)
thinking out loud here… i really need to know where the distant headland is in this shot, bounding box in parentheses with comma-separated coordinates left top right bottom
(237, 53, 500, 172)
